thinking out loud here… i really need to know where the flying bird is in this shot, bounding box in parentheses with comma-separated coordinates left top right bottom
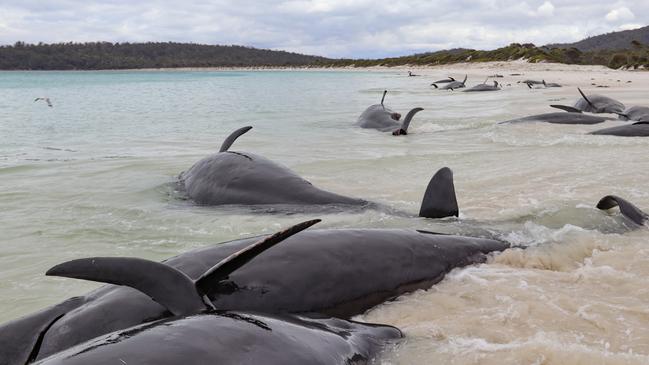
(34, 97, 53, 107)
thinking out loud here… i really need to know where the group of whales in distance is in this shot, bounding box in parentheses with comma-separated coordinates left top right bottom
(7, 76, 649, 365)
(356, 90, 424, 135)
(502, 87, 649, 136)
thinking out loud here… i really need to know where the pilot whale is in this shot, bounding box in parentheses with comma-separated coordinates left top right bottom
(179, 126, 454, 218)
(551, 88, 625, 114)
(463, 80, 501, 92)
(432, 75, 467, 90)
(0, 220, 508, 362)
(356, 90, 424, 135)
(30, 221, 400, 365)
(590, 121, 649, 137)
(34, 312, 400, 365)
(499, 111, 609, 125)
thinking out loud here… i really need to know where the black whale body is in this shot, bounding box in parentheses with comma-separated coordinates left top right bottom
(590, 122, 649, 137)
(1, 228, 507, 362)
(179, 126, 454, 217)
(34, 312, 401, 365)
(356, 91, 423, 135)
(179, 126, 366, 207)
(500, 111, 609, 125)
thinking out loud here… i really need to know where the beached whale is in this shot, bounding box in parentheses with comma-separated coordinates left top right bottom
(551, 88, 625, 114)
(542, 80, 561, 88)
(34, 312, 400, 365)
(179, 126, 454, 217)
(31, 221, 400, 365)
(432, 75, 467, 90)
(519, 79, 543, 85)
(617, 106, 649, 122)
(589, 121, 649, 137)
(499, 111, 609, 125)
(0, 220, 508, 362)
(432, 76, 456, 83)
(463, 80, 501, 92)
(356, 90, 424, 135)
(525, 80, 561, 89)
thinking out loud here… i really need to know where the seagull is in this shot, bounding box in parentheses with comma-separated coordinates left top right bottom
(34, 97, 53, 107)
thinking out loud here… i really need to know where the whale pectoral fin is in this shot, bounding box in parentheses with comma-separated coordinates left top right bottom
(550, 104, 582, 113)
(597, 195, 649, 225)
(418, 167, 459, 219)
(219, 126, 253, 152)
(632, 121, 649, 125)
(195, 219, 321, 294)
(398, 107, 423, 134)
(47, 257, 207, 316)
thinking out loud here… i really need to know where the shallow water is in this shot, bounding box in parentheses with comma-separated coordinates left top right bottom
(1, 69, 648, 364)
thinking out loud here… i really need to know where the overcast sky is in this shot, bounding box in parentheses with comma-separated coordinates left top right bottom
(0, 0, 646, 58)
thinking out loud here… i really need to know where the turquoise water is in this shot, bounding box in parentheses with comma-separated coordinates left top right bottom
(1, 69, 649, 363)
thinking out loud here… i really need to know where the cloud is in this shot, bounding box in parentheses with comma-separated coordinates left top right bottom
(0, 0, 647, 58)
(605, 6, 635, 22)
(536, 1, 555, 16)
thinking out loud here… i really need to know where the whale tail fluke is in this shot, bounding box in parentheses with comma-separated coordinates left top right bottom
(597, 195, 649, 225)
(550, 104, 582, 113)
(393, 107, 424, 136)
(46, 220, 321, 316)
(220, 126, 253, 152)
(419, 167, 459, 219)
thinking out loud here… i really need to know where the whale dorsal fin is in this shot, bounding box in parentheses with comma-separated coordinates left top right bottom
(597, 195, 648, 225)
(380, 90, 388, 108)
(419, 167, 459, 219)
(577, 88, 596, 109)
(47, 257, 208, 316)
(219, 126, 253, 152)
(196, 219, 320, 294)
(449, 76, 455, 81)
(431, 83, 438, 88)
(550, 104, 582, 113)
(462, 75, 467, 84)
(392, 107, 424, 136)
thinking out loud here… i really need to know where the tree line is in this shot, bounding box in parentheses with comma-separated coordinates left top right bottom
(0, 42, 328, 70)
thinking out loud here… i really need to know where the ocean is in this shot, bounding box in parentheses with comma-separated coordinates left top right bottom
(1, 69, 648, 364)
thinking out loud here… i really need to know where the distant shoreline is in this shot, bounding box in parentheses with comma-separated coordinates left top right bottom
(1, 61, 646, 73)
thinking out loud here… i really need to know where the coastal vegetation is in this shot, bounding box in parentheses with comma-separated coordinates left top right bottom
(0, 42, 326, 70)
(325, 41, 649, 70)
(1, 25, 648, 70)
